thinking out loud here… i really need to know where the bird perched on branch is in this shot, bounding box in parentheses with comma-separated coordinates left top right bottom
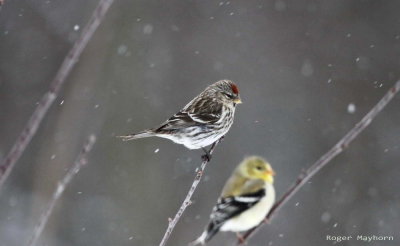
(118, 80, 241, 157)
(190, 156, 276, 245)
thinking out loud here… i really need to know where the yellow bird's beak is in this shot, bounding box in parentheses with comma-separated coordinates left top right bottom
(265, 168, 276, 176)
(233, 97, 242, 104)
(263, 168, 275, 184)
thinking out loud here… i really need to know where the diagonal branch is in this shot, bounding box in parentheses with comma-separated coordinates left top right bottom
(239, 80, 400, 244)
(27, 134, 96, 246)
(159, 138, 223, 246)
(0, 0, 114, 191)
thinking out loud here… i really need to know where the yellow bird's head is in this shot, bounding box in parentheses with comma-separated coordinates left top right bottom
(239, 156, 276, 184)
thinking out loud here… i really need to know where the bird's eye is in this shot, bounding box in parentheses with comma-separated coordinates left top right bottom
(224, 93, 234, 99)
(256, 166, 263, 171)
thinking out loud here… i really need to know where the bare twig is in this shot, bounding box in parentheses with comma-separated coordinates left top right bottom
(27, 135, 96, 246)
(159, 138, 223, 246)
(239, 80, 400, 244)
(0, 0, 114, 191)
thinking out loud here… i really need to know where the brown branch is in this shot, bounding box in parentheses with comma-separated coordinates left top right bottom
(0, 0, 114, 191)
(27, 134, 96, 246)
(159, 138, 223, 246)
(239, 80, 400, 244)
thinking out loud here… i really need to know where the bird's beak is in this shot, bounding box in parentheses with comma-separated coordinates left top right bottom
(233, 97, 242, 104)
(263, 168, 275, 183)
(265, 169, 276, 176)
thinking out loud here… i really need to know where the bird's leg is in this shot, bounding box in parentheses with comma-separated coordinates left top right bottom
(201, 136, 225, 162)
(236, 232, 247, 245)
(201, 147, 212, 162)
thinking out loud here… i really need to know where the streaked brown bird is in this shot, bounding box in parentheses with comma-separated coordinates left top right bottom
(118, 80, 241, 157)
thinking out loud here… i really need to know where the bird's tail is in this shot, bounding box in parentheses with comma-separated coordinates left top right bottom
(116, 130, 155, 141)
(188, 231, 208, 246)
(189, 223, 219, 246)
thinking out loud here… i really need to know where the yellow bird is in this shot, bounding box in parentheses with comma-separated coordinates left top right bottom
(190, 156, 276, 245)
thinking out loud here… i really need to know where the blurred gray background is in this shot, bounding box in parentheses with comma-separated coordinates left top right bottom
(0, 0, 399, 246)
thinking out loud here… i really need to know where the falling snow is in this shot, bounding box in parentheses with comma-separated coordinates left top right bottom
(275, 0, 287, 11)
(347, 103, 356, 114)
(171, 25, 180, 32)
(301, 60, 313, 76)
(8, 197, 17, 207)
(117, 45, 128, 55)
(143, 24, 153, 34)
(321, 212, 331, 223)
(355, 56, 370, 70)
(3, 2, 400, 246)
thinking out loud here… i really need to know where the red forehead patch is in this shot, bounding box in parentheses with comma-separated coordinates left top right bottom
(231, 83, 239, 94)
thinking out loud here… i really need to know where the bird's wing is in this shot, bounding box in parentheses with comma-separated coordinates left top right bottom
(185, 97, 223, 124)
(155, 99, 223, 131)
(154, 111, 198, 131)
(209, 188, 266, 227)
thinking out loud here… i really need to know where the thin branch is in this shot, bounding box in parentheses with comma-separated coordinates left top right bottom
(239, 80, 400, 244)
(159, 138, 223, 246)
(0, 0, 114, 191)
(27, 135, 96, 246)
